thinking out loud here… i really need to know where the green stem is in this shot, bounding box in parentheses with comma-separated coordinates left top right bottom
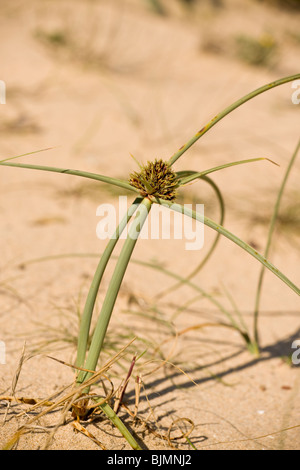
(14, 250, 251, 344)
(77, 197, 152, 385)
(76, 198, 151, 451)
(136, 257, 251, 342)
(97, 401, 142, 450)
(156, 199, 300, 296)
(168, 74, 300, 166)
(0, 161, 138, 194)
(177, 157, 278, 185)
(180, 175, 225, 279)
(156, 174, 225, 299)
(76, 197, 142, 369)
(253, 137, 300, 350)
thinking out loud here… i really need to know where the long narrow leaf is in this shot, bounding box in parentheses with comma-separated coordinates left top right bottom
(11, 251, 252, 342)
(0, 147, 56, 163)
(180, 174, 225, 277)
(0, 161, 139, 194)
(129, 256, 251, 342)
(168, 73, 300, 166)
(99, 402, 142, 450)
(253, 137, 300, 347)
(76, 197, 142, 369)
(157, 174, 225, 299)
(156, 199, 300, 296)
(77, 198, 152, 386)
(177, 158, 277, 186)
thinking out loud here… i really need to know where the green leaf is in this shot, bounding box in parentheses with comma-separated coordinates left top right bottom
(0, 161, 139, 194)
(0, 147, 56, 163)
(177, 158, 278, 186)
(253, 137, 300, 347)
(157, 174, 225, 298)
(169, 73, 300, 166)
(77, 198, 152, 386)
(76, 197, 142, 369)
(155, 199, 300, 296)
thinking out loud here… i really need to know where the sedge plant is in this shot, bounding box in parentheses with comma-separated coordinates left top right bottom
(1, 73, 300, 449)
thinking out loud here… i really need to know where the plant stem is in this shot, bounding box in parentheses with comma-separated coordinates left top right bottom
(75, 198, 151, 451)
(157, 199, 300, 296)
(156, 174, 225, 298)
(76, 197, 142, 369)
(0, 161, 138, 194)
(177, 157, 278, 185)
(77, 197, 152, 385)
(253, 137, 300, 350)
(99, 401, 142, 450)
(168, 74, 300, 166)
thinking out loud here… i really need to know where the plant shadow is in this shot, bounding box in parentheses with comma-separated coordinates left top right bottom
(125, 325, 300, 403)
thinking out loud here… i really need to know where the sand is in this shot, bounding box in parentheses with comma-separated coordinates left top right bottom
(0, 0, 299, 450)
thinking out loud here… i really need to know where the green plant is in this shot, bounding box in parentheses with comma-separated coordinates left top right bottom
(253, 137, 300, 351)
(1, 73, 299, 449)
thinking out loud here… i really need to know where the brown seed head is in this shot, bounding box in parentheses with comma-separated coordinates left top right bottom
(129, 159, 178, 201)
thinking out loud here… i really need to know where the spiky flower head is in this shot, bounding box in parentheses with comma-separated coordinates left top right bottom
(129, 159, 178, 201)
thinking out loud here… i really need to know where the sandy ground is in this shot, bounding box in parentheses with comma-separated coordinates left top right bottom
(0, 0, 300, 450)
